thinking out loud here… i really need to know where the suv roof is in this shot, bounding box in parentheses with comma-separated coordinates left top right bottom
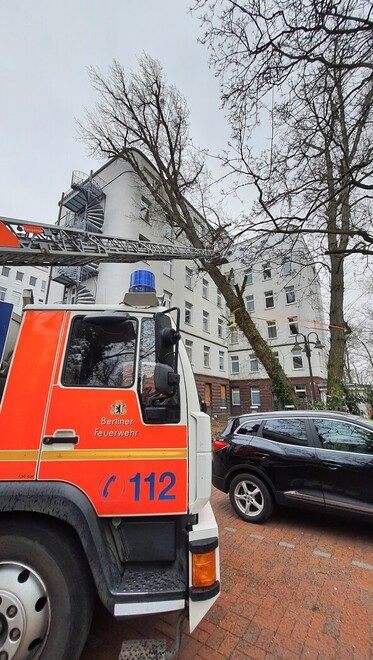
(229, 410, 372, 426)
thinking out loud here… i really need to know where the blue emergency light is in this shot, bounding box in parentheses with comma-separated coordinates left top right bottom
(129, 270, 156, 293)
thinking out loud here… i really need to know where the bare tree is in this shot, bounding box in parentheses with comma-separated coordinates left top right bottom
(78, 54, 302, 408)
(193, 0, 373, 398)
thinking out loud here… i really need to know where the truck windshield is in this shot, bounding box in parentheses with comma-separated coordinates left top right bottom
(62, 316, 137, 388)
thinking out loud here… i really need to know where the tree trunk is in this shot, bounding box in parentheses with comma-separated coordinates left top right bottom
(327, 253, 348, 397)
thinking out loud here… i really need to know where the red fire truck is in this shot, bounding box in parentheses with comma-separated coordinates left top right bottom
(0, 219, 220, 659)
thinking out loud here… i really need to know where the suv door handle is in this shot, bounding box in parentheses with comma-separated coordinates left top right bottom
(254, 452, 270, 459)
(324, 462, 342, 470)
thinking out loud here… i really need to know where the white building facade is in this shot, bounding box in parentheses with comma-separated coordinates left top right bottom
(50, 154, 327, 415)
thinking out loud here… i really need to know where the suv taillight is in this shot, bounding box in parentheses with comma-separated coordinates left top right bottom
(213, 439, 228, 451)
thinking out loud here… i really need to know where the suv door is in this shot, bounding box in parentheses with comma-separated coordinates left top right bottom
(249, 417, 324, 509)
(310, 417, 373, 516)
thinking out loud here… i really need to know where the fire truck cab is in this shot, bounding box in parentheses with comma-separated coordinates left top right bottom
(0, 270, 219, 659)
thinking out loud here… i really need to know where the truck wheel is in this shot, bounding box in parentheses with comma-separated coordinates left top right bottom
(229, 473, 273, 523)
(0, 518, 94, 660)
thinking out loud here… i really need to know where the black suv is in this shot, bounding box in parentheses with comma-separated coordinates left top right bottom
(213, 410, 373, 524)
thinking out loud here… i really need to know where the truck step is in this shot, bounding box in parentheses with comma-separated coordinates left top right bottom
(119, 639, 166, 659)
(117, 566, 185, 597)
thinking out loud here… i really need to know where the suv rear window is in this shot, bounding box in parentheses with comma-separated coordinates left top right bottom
(262, 418, 308, 446)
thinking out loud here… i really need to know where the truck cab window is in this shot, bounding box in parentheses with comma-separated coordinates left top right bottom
(63, 316, 137, 388)
(139, 317, 180, 423)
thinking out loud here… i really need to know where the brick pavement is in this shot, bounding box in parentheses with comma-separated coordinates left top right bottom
(81, 488, 373, 659)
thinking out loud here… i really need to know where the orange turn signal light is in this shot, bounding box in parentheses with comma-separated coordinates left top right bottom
(192, 550, 216, 588)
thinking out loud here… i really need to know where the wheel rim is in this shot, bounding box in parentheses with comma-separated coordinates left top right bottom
(234, 480, 264, 518)
(0, 562, 50, 659)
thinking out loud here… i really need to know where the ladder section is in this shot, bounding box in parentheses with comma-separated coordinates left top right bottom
(0, 218, 214, 266)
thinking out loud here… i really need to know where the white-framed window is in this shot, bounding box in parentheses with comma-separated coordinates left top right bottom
(288, 317, 299, 335)
(29, 276, 37, 286)
(272, 350, 279, 360)
(164, 224, 173, 240)
(244, 268, 253, 286)
(185, 267, 193, 289)
(251, 386, 261, 406)
(267, 321, 277, 339)
(16, 271, 24, 282)
(231, 355, 239, 374)
(202, 310, 209, 332)
(231, 387, 241, 406)
(163, 260, 172, 278)
(292, 351, 303, 369)
(140, 195, 151, 223)
(185, 339, 193, 363)
(250, 354, 259, 372)
(228, 273, 235, 288)
(217, 290, 222, 307)
(264, 290, 274, 309)
(41, 280, 47, 292)
(203, 345, 210, 368)
(295, 384, 307, 400)
(230, 329, 238, 344)
(163, 291, 172, 308)
(185, 302, 193, 325)
(218, 318, 224, 339)
(202, 279, 209, 299)
(285, 285, 296, 304)
(11, 290, 21, 306)
(2, 267, 10, 277)
(283, 260, 292, 275)
(263, 262, 271, 280)
(246, 294, 255, 312)
(0, 287, 6, 301)
(219, 350, 225, 371)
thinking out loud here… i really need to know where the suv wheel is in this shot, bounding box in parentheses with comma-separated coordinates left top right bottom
(229, 473, 273, 523)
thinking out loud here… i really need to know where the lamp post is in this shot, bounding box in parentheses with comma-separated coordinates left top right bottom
(291, 332, 324, 403)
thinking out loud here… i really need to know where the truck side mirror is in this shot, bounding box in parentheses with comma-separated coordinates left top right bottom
(154, 312, 180, 368)
(154, 363, 180, 396)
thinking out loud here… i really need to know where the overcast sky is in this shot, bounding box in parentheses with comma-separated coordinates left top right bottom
(0, 0, 231, 224)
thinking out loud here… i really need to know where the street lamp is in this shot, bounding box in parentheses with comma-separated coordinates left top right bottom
(291, 332, 324, 403)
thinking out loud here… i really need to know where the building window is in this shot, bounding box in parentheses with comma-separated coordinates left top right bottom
(220, 385, 227, 408)
(203, 345, 210, 368)
(140, 196, 151, 223)
(2, 267, 10, 277)
(202, 311, 209, 332)
(231, 355, 239, 374)
(246, 294, 255, 312)
(202, 279, 209, 299)
(250, 354, 259, 372)
(267, 321, 277, 339)
(295, 384, 307, 401)
(185, 302, 193, 325)
(164, 224, 173, 240)
(285, 285, 296, 304)
(185, 339, 193, 363)
(218, 318, 224, 339)
(230, 329, 238, 344)
(163, 291, 172, 308)
(16, 271, 24, 282)
(231, 388, 241, 406)
(41, 280, 47, 292)
(251, 386, 261, 406)
(11, 290, 21, 306)
(219, 350, 225, 371)
(217, 290, 222, 307)
(163, 260, 172, 278)
(185, 267, 193, 289)
(244, 268, 253, 286)
(288, 317, 299, 335)
(283, 260, 292, 275)
(29, 276, 37, 286)
(264, 290, 274, 309)
(292, 351, 303, 369)
(0, 287, 6, 301)
(263, 262, 271, 280)
(228, 273, 235, 288)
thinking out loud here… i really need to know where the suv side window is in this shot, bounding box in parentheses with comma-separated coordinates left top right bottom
(237, 421, 261, 435)
(314, 419, 373, 454)
(262, 418, 308, 446)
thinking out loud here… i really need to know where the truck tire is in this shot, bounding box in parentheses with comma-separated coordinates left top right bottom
(229, 473, 274, 523)
(0, 517, 94, 660)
